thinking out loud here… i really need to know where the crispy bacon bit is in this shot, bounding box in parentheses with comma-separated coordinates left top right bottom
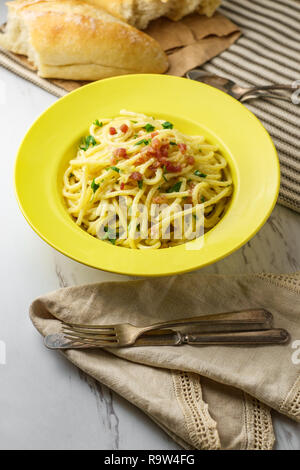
(188, 182, 196, 194)
(109, 127, 117, 135)
(110, 156, 117, 164)
(152, 137, 161, 150)
(178, 143, 187, 154)
(153, 195, 167, 204)
(160, 143, 169, 157)
(151, 131, 159, 138)
(120, 124, 129, 133)
(149, 161, 160, 170)
(146, 147, 158, 158)
(158, 158, 168, 167)
(135, 153, 151, 165)
(145, 138, 177, 169)
(187, 156, 195, 165)
(165, 161, 182, 173)
(130, 171, 143, 181)
(185, 196, 193, 204)
(114, 147, 128, 159)
(120, 182, 125, 190)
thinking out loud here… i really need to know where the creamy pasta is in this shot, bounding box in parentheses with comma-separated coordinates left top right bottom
(63, 110, 233, 249)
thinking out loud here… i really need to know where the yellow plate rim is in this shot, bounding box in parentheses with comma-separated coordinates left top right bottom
(14, 74, 280, 277)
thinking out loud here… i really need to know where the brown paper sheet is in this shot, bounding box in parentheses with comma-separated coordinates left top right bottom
(146, 12, 241, 77)
(0, 12, 240, 94)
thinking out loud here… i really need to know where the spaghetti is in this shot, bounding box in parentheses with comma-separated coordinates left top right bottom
(63, 110, 233, 249)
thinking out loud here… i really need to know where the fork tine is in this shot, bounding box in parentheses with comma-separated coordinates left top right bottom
(62, 321, 120, 346)
(63, 331, 118, 342)
(62, 327, 116, 338)
(65, 323, 116, 330)
(63, 334, 118, 345)
(63, 326, 116, 335)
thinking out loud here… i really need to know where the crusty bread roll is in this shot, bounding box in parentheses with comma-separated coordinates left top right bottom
(0, 0, 168, 80)
(86, 0, 169, 28)
(86, 0, 221, 29)
(197, 0, 222, 17)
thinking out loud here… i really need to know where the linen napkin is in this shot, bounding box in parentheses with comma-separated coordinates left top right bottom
(30, 272, 300, 450)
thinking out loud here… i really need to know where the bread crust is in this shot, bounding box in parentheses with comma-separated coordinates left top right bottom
(86, 0, 221, 29)
(0, 0, 168, 79)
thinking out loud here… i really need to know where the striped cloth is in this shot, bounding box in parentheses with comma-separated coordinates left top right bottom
(202, 0, 300, 213)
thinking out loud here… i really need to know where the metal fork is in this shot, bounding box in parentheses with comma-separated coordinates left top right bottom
(186, 69, 298, 103)
(45, 309, 274, 349)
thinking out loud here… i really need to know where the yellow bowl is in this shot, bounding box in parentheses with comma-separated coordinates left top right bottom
(14, 74, 280, 276)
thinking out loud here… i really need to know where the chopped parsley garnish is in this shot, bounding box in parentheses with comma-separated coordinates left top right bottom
(135, 139, 150, 146)
(143, 123, 155, 132)
(70, 173, 74, 178)
(170, 141, 177, 146)
(106, 166, 121, 173)
(162, 121, 174, 129)
(166, 182, 182, 193)
(91, 178, 100, 193)
(138, 180, 143, 189)
(93, 119, 103, 127)
(162, 165, 168, 182)
(130, 120, 138, 124)
(102, 226, 117, 244)
(201, 196, 206, 203)
(80, 135, 97, 151)
(194, 170, 207, 178)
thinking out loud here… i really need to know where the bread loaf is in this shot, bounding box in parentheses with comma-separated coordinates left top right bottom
(0, 0, 168, 80)
(86, 0, 221, 29)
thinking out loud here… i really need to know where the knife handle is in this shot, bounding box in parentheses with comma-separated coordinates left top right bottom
(142, 309, 273, 335)
(182, 329, 290, 345)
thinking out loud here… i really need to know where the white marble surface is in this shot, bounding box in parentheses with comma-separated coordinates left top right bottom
(1, 2, 300, 451)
